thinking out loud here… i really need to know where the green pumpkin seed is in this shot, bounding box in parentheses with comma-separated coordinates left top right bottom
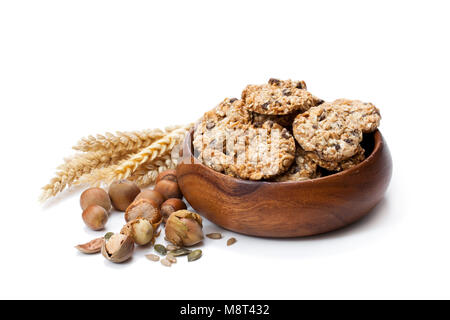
(104, 232, 114, 241)
(170, 248, 192, 257)
(154, 244, 167, 255)
(206, 232, 222, 239)
(187, 249, 202, 262)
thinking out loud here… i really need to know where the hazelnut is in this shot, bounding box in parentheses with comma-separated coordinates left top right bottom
(80, 187, 111, 212)
(120, 218, 154, 246)
(125, 199, 161, 224)
(165, 210, 203, 247)
(155, 170, 177, 184)
(134, 189, 165, 207)
(108, 180, 140, 211)
(154, 180, 182, 199)
(101, 233, 134, 263)
(161, 198, 187, 224)
(82, 205, 108, 230)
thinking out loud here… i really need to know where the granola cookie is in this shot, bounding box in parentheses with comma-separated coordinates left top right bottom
(252, 112, 298, 128)
(293, 103, 363, 161)
(274, 147, 321, 182)
(224, 121, 296, 180)
(306, 145, 366, 172)
(241, 78, 316, 115)
(332, 99, 381, 133)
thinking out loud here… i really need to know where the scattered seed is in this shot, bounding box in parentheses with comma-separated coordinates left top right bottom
(166, 255, 177, 263)
(170, 248, 192, 257)
(206, 232, 222, 240)
(161, 258, 172, 267)
(145, 254, 160, 262)
(227, 237, 237, 246)
(187, 249, 202, 262)
(154, 244, 167, 255)
(104, 232, 114, 241)
(166, 244, 180, 251)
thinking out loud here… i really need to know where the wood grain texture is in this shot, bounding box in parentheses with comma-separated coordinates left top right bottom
(177, 129, 392, 237)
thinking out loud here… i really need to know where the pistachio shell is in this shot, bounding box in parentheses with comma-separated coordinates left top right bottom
(101, 233, 134, 263)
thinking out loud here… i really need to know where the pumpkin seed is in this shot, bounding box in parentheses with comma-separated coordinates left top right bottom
(206, 232, 222, 239)
(104, 232, 114, 241)
(161, 258, 171, 267)
(154, 244, 167, 255)
(145, 254, 160, 262)
(170, 248, 192, 257)
(187, 249, 202, 262)
(166, 244, 180, 251)
(227, 237, 237, 246)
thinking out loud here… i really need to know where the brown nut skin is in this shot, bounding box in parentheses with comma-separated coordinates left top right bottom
(80, 187, 111, 212)
(134, 189, 165, 207)
(125, 198, 162, 224)
(165, 210, 203, 247)
(82, 205, 108, 231)
(101, 233, 134, 263)
(108, 180, 140, 211)
(154, 180, 182, 200)
(155, 170, 177, 184)
(161, 198, 187, 224)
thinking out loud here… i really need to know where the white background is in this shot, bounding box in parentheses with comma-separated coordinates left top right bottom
(0, 0, 449, 299)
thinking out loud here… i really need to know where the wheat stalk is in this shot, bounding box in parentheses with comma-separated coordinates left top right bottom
(72, 126, 183, 153)
(128, 155, 177, 187)
(39, 149, 130, 201)
(79, 124, 192, 186)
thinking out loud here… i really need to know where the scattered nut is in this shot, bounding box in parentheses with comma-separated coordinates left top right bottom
(108, 180, 140, 211)
(120, 218, 154, 246)
(125, 198, 161, 223)
(82, 205, 108, 231)
(155, 170, 177, 184)
(101, 233, 134, 263)
(165, 210, 204, 247)
(145, 254, 160, 262)
(134, 189, 165, 207)
(75, 237, 104, 254)
(161, 198, 187, 223)
(80, 187, 111, 212)
(154, 180, 182, 199)
(227, 237, 237, 246)
(206, 232, 222, 239)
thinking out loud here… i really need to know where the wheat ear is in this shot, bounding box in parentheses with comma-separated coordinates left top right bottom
(39, 149, 130, 201)
(79, 124, 192, 185)
(128, 155, 177, 187)
(72, 126, 182, 153)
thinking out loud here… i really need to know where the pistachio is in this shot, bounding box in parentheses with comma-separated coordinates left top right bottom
(154, 244, 167, 255)
(75, 237, 104, 254)
(101, 233, 134, 263)
(187, 249, 202, 262)
(120, 218, 154, 246)
(165, 210, 204, 247)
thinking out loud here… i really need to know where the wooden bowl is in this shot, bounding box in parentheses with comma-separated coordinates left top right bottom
(177, 129, 392, 238)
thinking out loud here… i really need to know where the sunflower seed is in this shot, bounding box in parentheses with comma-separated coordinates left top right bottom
(145, 254, 160, 262)
(154, 244, 167, 255)
(166, 244, 180, 251)
(206, 232, 222, 239)
(161, 258, 172, 267)
(170, 248, 192, 257)
(166, 255, 177, 263)
(187, 249, 202, 262)
(227, 237, 237, 246)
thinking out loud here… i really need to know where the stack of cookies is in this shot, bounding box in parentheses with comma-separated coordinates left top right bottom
(193, 79, 381, 182)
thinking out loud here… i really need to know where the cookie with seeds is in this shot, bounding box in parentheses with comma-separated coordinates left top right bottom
(306, 145, 366, 172)
(224, 121, 296, 180)
(241, 78, 316, 115)
(332, 99, 381, 133)
(273, 147, 321, 182)
(293, 103, 363, 161)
